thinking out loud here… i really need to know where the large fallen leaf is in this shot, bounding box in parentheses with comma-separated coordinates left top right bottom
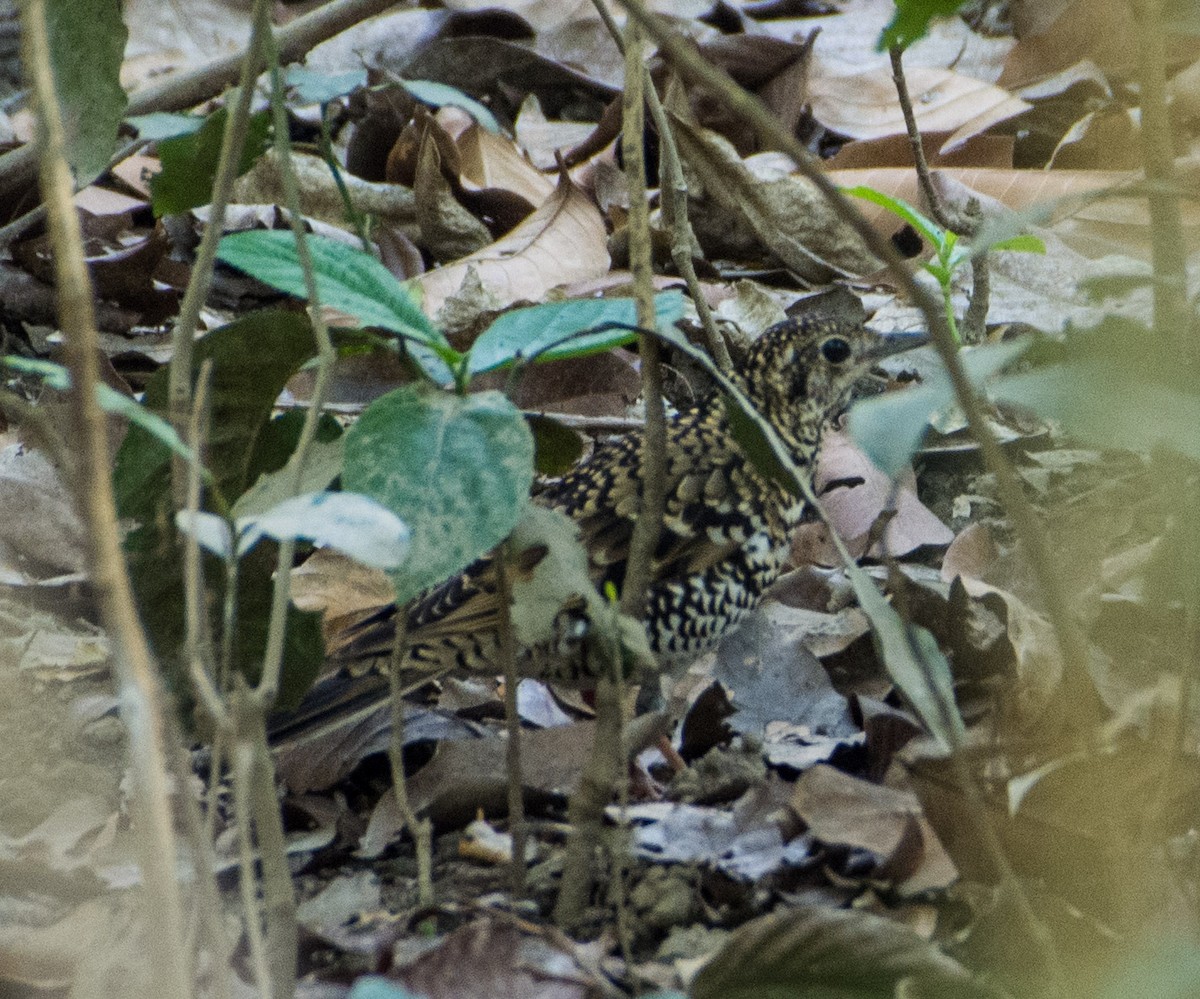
(456, 121, 555, 209)
(691, 908, 985, 999)
(812, 430, 953, 559)
(808, 60, 1030, 151)
(789, 764, 957, 893)
(411, 172, 608, 317)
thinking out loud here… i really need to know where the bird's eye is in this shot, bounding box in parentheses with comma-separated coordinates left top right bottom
(821, 337, 852, 364)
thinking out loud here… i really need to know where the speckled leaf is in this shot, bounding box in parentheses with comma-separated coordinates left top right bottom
(343, 387, 534, 604)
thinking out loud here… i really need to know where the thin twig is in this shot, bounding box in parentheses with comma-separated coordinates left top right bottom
(495, 543, 528, 893)
(18, 4, 192, 997)
(616, 22, 666, 626)
(167, 11, 269, 504)
(387, 611, 435, 905)
(1130, 0, 1190, 345)
(889, 45, 990, 343)
(232, 730, 273, 999)
(587, 0, 731, 371)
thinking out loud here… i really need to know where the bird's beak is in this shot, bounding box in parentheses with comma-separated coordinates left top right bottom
(862, 330, 929, 362)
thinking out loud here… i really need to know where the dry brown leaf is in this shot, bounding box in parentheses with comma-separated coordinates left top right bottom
(826, 131, 1015, 171)
(412, 171, 609, 318)
(941, 522, 999, 583)
(393, 918, 597, 999)
(514, 94, 601, 170)
(812, 430, 953, 560)
(456, 122, 555, 208)
(414, 123, 492, 262)
(957, 576, 1062, 717)
(808, 61, 1029, 149)
(789, 764, 957, 892)
(1002, 0, 1141, 89)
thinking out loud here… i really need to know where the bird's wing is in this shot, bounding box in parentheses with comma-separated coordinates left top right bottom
(540, 416, 778, 593)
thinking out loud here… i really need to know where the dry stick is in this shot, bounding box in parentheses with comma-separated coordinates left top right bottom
(0, 0, 405, 205)
(1130, 0, 1197, 921)
(233, 6, 354, 987)
(180, 361, 237, 999)
(586, 0, 731, 372)
(232, 729, 274, 999)
(167, 18, 269, 503)
(554, 18, 668, 930)
(495, 544, 528, 893)
(387, 613, 435, 905)
(888, 45, 990, 344)
(648, 85, 733, 371)
(18, 4, 193, 999)
(1130, 0, 1190, 346)
(616, 0, 1089, 734)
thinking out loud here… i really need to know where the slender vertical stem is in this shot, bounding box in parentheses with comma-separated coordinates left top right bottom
(1130, 0, 1190, 345)
(18, 3, 191, 996)
(167, 12, 270, 503)
(617, 21, 667, 623)
(387, 613, 435, 905)
(495, 544, 528, 892)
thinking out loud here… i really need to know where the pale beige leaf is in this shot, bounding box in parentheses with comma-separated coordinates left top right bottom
(808, 61, 1029, 146)
(456, 122, 555, 207)
(411, 172, 608, 318)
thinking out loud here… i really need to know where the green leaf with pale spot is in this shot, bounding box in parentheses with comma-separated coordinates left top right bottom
(343, 386, 534, 604)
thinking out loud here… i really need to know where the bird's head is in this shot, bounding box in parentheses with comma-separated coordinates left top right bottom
(741, 316, 921, 463)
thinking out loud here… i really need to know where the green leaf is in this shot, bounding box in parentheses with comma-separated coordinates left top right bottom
(990, 361, 1200, 461)
(467, 291, 685, 376)
(114, 310, 319, 520)
(239, 491, 410, 570)
(878, 0, 973, 51)
(113, 311, 324, 703)
(233, 434, 344, 520)
(843, 185, 944, 249)
(1100, 939, 1200, 999)
(286, 66, 367, 105)
(343, 386, 534, 604)
(397, 78, 501, 134)
(989, 233, 1046, 254)
(126, 112, 206, 141)
(848, 338, 1032, 477)
(217, 231, 456, 383)
(2, 356, 212, 483)
(150, 107, 271, 216)
(528, 414, 583, 476)
(46, 0, 128, 184)
(348, 978, 425, 999)
(847, 566, 964, 750)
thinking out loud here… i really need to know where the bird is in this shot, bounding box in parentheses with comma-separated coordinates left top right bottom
(269, 314, 918, 751)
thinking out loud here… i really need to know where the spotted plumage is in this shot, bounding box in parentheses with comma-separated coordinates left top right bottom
(269, 316, 912, 747)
